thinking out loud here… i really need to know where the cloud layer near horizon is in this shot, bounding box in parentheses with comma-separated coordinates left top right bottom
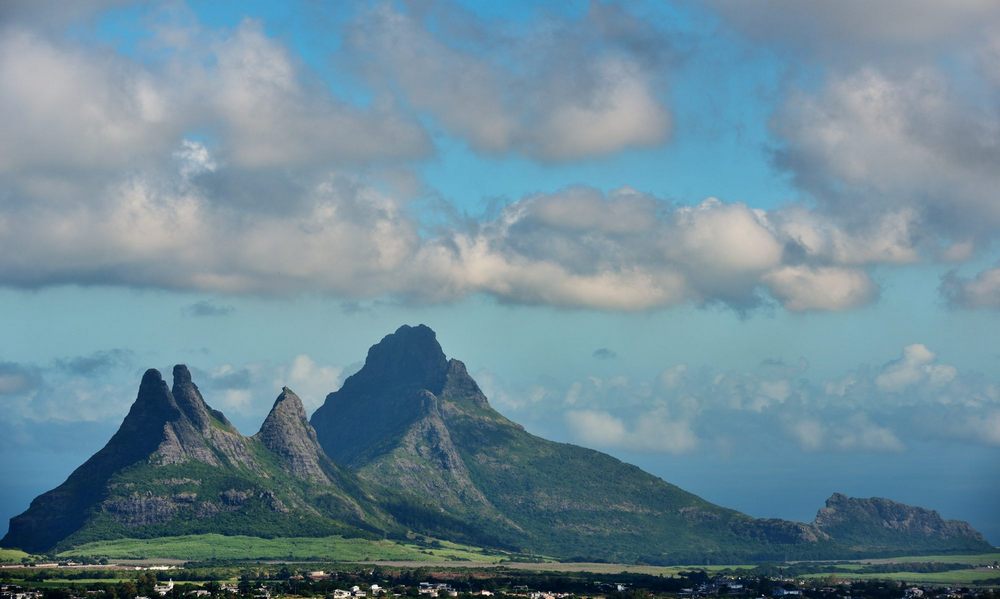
(2, 342, 997, 458)
(484, 343, 999, 455)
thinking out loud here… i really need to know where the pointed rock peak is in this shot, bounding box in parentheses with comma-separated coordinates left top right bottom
(268, 387, 308, 420)
(135, 369, 174, 410)
(170, 363, 222, 431)
(355, 324, 448, 392)
(173, 364, 193, 385)
(257, 387, 328, 482)
(141, 368, 165, 385)
(122, 368, 182, 433)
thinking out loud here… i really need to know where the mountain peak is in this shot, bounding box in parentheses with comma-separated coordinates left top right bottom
(269, 387, 308, 420)
(141, 368, 165, 385)
(170, 363, 216, 432)
(256, 387, 329, 483)
(355, 324, 448, 392)
(172, 364, 193, 384)
(132, 368, 180, 421)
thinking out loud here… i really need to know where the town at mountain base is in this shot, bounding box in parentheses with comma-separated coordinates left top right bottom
(2, 325, 991, 561)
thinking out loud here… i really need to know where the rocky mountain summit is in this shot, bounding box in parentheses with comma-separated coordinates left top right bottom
(3, 325, 992, 560)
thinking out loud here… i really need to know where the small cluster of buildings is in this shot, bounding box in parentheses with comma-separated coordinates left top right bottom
(0, 584, 41, 599)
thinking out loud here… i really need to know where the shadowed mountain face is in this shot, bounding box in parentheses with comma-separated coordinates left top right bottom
(3, 326, 991, 559)
(311, 325, 992, 562)
(2, 368, 388, 553)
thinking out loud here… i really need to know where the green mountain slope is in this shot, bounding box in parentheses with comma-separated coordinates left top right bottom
(312, 325, 992, 562)
(2, 367, 390, 553)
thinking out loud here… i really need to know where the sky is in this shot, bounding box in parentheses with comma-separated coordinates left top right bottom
(0, 0, 999, 544)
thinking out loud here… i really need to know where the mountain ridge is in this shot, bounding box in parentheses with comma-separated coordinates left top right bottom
(2, 325, 991, 559)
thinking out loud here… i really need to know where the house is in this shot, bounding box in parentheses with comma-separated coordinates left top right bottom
(153, 580, 174, 596)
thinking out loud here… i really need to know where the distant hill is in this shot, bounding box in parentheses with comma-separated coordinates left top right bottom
(3, 325, 991, 560)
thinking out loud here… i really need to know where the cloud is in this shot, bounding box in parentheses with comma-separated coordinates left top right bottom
(0, 169, 901, 312)
(714, 5, 1000, 273)
(0, 1, 130, 29)
(787, 419, 825, 451)
(711, 1, 1000, 65)
(0, 362, 41, 396)
(202, 364, 255, 391)
(283, 355, 343, 413)
(592, 348, 618, 360)
(771, 67, 1000, 250)
(0, 29, 180, 175)
(0, 3, 995, 316)
(417, 188, 878, 312)
(346, 2, 673, 161)
(183, 300, 235, 318)
(875, 344, 957, 392)
(0, 17, 430, 185)
(833, 416, 904, 452)
(785, 415, 904, 453)
(940, 265, 1000, 310)
(512, 341, 999, 455)
(967, 411, 1000, 446)
(565, 408, 697, 454)
(762, 265, 877, 312)
(206, 19, 431, 169)
(54, 349, 134, 376)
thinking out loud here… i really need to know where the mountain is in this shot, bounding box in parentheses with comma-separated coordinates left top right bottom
(2, 367, 389, 553)
(311, 325, 992, 562)
(3, 326, 991, 560)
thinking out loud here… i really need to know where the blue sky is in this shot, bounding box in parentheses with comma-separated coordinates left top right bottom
(1, 0, 999, 544)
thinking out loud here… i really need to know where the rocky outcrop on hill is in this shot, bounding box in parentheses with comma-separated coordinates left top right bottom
(813, 493, 989, 550)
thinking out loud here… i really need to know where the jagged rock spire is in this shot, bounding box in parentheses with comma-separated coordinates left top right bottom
(256, 387, 330, 483)
(170, 364, 213, 431)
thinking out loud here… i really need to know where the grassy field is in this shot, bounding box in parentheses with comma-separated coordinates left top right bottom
(802, 569, 1000, 585)
(26, 579, 137, 587)
(57, 534, 505, 562)
(0, 548, 31, 563)
(858, 553, 1000, 566)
